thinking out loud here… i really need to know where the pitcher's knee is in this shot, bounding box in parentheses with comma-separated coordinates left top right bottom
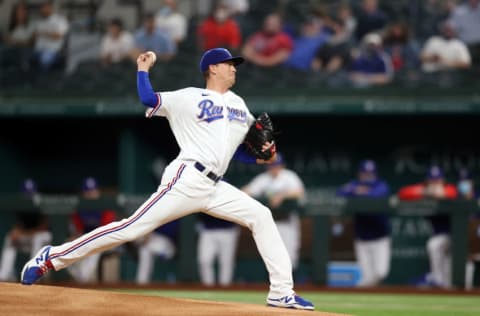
(250, 205, 274, 230)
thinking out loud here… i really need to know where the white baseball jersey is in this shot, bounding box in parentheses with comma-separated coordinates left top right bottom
(147, 88, 255, 176)
(245, 169, 305, 199)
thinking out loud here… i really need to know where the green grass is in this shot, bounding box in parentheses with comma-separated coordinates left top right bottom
(113, 289, 480, 316)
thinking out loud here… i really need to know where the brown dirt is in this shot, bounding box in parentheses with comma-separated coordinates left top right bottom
(0, 283, 349, 316)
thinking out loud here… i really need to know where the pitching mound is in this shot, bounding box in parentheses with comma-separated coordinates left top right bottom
(0, 282, 348, 316)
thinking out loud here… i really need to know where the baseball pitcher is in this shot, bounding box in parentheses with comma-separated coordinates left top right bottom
(20, 48, 314, 310)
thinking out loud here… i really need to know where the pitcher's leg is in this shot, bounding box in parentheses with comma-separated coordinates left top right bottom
(206, 181, 293, 298)
(49, 164, 195, 270)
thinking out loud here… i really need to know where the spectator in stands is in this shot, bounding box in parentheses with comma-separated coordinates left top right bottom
(398, 165, 457, 288)
(136, 220, 179, 284)
(348, 32, 393, 87)
(2, 2, 34, 71)
(420, 21, 471, 72)
(410, 0, 457, 41)
(337, 160, 391, 287)
(336, 3, 357, 42)
(382, 22, 420, 72)
(133, 14, 175, 62)
(4, 2, 33, 48)
(197, 3, 242, 51)
(67, 177, 117, 283)
(100, 18, 135, 66)
(197, 214, 239, 287)
(354, 0, 388, 42)
(449, 0, 480, 65)
(242, 13, 293, 67)
(312, 4, 356, 73)
(0, 179, 52, 282)
(155, 0, 188, 45)
(284, 17, 330, 72)
(32, 0, 69, 71)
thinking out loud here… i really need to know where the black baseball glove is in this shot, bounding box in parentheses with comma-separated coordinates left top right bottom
(244, 112, 276, 160)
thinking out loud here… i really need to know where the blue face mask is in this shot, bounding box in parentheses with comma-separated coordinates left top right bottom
(458, 181, 472, 196)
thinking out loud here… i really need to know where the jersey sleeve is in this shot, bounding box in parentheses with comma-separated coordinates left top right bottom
(146, 89, 184, 118)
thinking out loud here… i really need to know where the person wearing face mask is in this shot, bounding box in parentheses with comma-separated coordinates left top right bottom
(348, 32, 393, 87)
(398, 165, 458, 288)
(155, 0, 187, 45)
(197, 4, 242, 51)
(337, 160, 391, 287)
(382, 22, 420, 72)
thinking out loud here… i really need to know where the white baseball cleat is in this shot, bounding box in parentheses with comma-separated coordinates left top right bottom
(267, 293, 315, 310)
(21, 245, 53, 285)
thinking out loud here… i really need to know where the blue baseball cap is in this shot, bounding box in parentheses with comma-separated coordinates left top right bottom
(199, 48, 244, 73)
(22, 178, 37, 194)
(82, 177, 98, 191)
(358, 160, 377, 173)
(426, 166, 444, 180)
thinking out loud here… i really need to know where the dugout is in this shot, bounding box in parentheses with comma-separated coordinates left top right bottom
(1, 95, 480, 287)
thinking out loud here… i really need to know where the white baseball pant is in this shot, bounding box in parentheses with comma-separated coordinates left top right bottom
(354, 236, 391, 287)
(427, 233, 451, 288)
(197, 226, 239, 286)
(48, 160, 294, 297)
(0, 231, 52, 281)
(136, 233, 176, 284)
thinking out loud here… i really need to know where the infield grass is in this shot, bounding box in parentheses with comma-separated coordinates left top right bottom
(113, 289, 480, 316)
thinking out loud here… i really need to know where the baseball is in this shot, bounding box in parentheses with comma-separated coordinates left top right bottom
(146, 51, 156, 65)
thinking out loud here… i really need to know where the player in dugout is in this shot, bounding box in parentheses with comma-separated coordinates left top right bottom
(398, 165, 457, 288)
(337, 160, 391, 287)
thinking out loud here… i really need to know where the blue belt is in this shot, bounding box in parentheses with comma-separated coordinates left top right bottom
(194, 162, 222, 183)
